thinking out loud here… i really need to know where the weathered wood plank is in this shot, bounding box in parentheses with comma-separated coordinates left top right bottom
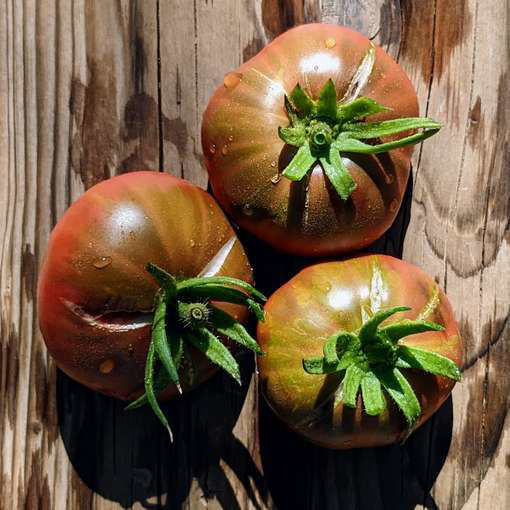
(0, 1, 159, 509)
(1, 0, 508, 509)
(400, 1, 510, 509)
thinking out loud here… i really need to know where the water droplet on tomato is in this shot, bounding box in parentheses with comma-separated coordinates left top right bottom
(209, 144, 216, 154)
(221, 145, 228, 156)
(243, 204, 254, 216)
(93, 256, 112, 269)
(325, 38, 336, 49)
(223, 72, 242, 89)
(271, 174, 281, 184)
(389, 199, 399, 212)
(99, 359, 115, 374)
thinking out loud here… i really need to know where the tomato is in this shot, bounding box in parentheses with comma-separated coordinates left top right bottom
(38, 172, 257, 403)
(257, 255, 462, 448)
(202, 24, 440, 256)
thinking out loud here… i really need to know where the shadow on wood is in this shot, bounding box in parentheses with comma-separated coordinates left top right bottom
(56, 171, 455, 510)
(57, 353, 268, 509)
(258, 396, 453, 510)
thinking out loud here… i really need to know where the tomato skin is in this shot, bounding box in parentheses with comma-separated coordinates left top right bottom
(38, 172, 252, 400)
(257, 255, 462, 448)
(202, 24, 419, 256)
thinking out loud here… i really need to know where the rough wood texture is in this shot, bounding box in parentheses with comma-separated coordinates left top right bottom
(1, 0, 508, 509)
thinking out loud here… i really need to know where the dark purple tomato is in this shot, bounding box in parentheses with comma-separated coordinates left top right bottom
(38, 171, 253, 401)
(203, 24, 439, 256)
(257, 255, 462, 448)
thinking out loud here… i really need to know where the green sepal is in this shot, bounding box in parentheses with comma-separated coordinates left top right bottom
(396, 345, 461, 381)
(380, 319, 444, 342)
(303, 350, 359, 375)
(304, 332, 359, 375)
(342, 365, 365, 408)
(343, 117, 441, 140)
(143, 338, 173, 440)
(247, 298, 265, 322)
(337, 96, 390, 122)
(317, 79, 337, 119)
(177, 276, 266, 302)
(323, 334, 341, 364)
(152, 291, 182, 393)
(282, 143, 317, 181)
(359, 306, 410, 345)
(302, 356, 340, 375)
(210, 306, 263, 355)
(125, 365, 171, 411)
(320, 145, 357, 200)
(335, 129, 440, 154)
(361, 371, 386, 415)
(279, 125, 306, 147)
(172, 330, 184, 369)
(374, 366, 421, 428)
(180, 284, 251, 306)
(188, 329, 241, 385)
(289, 83, 314, 116)
(146, 263, 177, 299)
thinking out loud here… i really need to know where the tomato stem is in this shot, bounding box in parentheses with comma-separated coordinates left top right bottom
(125, 263, 266, 438)
(303, 306, 461, 435)
(278, 47, 441, 200)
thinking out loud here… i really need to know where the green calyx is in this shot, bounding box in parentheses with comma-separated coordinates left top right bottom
(125, 262, 266, 440)
(303, 306, 461, 434)
(278, 49, 441, 200)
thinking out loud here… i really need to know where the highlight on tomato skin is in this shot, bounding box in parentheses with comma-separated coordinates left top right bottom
(202, 23, 441, 257)
(256, 255, 463, 449)
(37, 171, 263, 420)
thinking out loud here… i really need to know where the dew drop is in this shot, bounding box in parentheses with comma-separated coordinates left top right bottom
(243, 204, 254, 216)
(99, 359, 115, 374)
(223, 72, 242, 89)
(271, 174, 281, 184)
(209, 144, 216, 154)
(325, 37, 336, 49)
(221, 145, 228, 156)
(93, 256, 112, 269)
(228, 135, 234, 142)
(389, 199, 399, 212)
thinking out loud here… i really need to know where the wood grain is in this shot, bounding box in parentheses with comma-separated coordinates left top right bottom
(1, 0, 508, 509)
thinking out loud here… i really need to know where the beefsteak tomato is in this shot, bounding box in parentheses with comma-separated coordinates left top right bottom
(257, 255, 462, 448)
(38, 172, 265, 437)
(202, 24, 440, 256)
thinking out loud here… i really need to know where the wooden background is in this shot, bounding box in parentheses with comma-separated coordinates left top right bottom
(1, 0, 508, 509)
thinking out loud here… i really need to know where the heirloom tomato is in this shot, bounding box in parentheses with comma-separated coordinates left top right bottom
(257, 255, 462, 448)
(202, 24, 440, 256)
(38, 172, 265, 437)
